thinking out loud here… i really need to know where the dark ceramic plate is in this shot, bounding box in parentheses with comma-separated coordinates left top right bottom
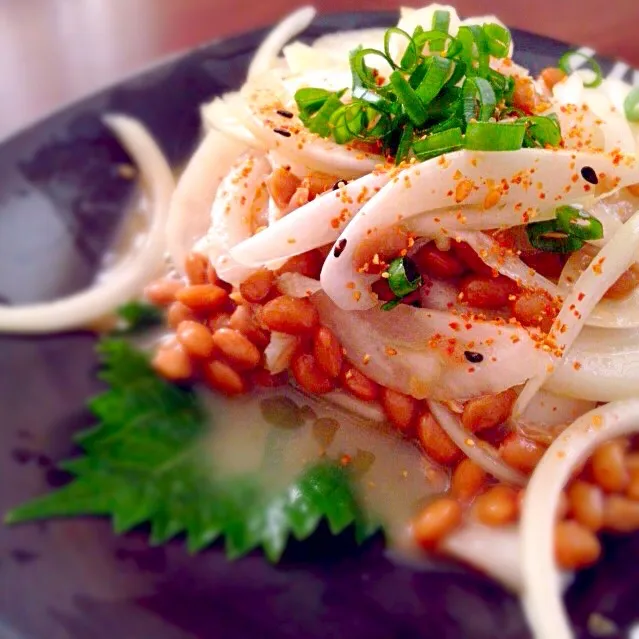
(1, 11, 639, 639)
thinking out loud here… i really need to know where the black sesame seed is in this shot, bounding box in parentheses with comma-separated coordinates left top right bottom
(580, 166, 598, 185)
(464, 350, 484, 363)
(276, 109, 294, 118)
(333, 239, 347, 258)
(273, 128, 291, 137)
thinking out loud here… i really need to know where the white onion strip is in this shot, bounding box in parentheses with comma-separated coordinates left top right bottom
(0, 115, 174, 334)
(516, 208, 639, 415)
(166, 130, 246, 273)
(428, 401, 527, 486)
(247, 6, 317, 80)
(230, 171, 391, 267)
(454, 231, 560, 296)
(521, 400, 639, 639)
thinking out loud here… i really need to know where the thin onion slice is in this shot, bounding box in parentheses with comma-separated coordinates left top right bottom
(166, 129, 247, 273)
(321, 148, 638, 311)
(0, 115, 174, 334)
(442, 524, 522, 592)
(516, 208, 639, 415)
(230, 171, 391, 267)
(276, 273, 322, 298)
(454, 231, 559, 296)
(247, 6, 317, 80)
(521, 399, 639, 639)
(428, 401, 527, 486)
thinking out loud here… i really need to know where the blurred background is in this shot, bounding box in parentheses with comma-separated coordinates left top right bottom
(1, 0, 638, 140)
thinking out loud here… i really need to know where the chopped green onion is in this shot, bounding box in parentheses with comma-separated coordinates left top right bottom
(519, 115, 562, 148)
(385, 27, 419, 72)
(294, 88, 333, 116)
(431, 9, 451, 52)
(624, 86, 639, 122)
(351, 47, 394, 89)
(387, 257, 422, 297)
(464, 121, 526, 150)
(330, 103, 366, 143)
(409, 62, 429, 89)
(526, 220, 584, 253)
(381, 298, 401, 311)
(555, 205, 604, 240)
(395, 120, 414, 165)
(415, 56, 455, 105)
(465, 24, 489, 76)
(461, 76, 497, 123)
(352, 86, 400, 116)
(557, 51, 602, 88)
(482, 23, 511, 58)
(426, 115, 464, 134)
(424, 87, 462, 121)
(413, 127, 463, 159)
(307, 94, 344, 137)
(390, 71, 428, 126)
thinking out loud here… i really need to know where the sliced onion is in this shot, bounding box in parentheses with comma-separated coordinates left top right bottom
(323, 390, 386, 422)
(0, 115, 174, 334)
(313, 292, 550, 401)
(276, 273, 322, 298)
(550, 325, 639, 401)
(407, 203, 557, 237)
(442, 524, 522, 592)
(264, 331, 299, 374)
(241, 78, 383, 179)
(428, 401, 527, 485)
(207, 153, 270, 285)
(247, 6, 316, 80)
(200, 92, 266, 149)
(455, 231, 559, 296)
(513, 389, 596, 443)
(521, 400, 639, 639)
(230, 170, 391, 267)
(516, 209, 639, 415)
(321, 148, 638, 311)
(167, 129, 247, 273)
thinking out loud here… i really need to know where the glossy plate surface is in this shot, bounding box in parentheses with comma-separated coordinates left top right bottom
(1, 11, 638, 639)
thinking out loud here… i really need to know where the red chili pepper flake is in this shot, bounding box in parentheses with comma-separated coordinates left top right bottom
(449, 322, 461, 331)
(577, 292, 585, 301)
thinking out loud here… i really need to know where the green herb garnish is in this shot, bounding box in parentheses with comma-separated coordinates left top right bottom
(5, 339, 378, 560)
(293, 20, 561, 161)
(557, 50, 603, 88)
(526, 206, 603, 253)
(624, 86, 639, 122)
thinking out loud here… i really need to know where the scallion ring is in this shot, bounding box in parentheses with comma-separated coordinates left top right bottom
(294, 88, 333, 116)
(462, 76, 497, 123)
(390, 71, 428, 126)
(395, 120, 415, 165)
(557, 50, 602, 88)
(351, 47, 395, 90)
(381, 299, 401, 311)
(624, 86, 639, 122)
(430, 9, 451, 52)
(387, 257, 422, 297)
(413, 127, 463, 159)
(520, 115, 562, 148)
(482, 23, 511, 59)
(385, 27, 420, 72)
(555, 205, 604, 241)
(526, 220, 584, 253)
(415, 56, 455, 105)
(464, 121, 526, 151)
